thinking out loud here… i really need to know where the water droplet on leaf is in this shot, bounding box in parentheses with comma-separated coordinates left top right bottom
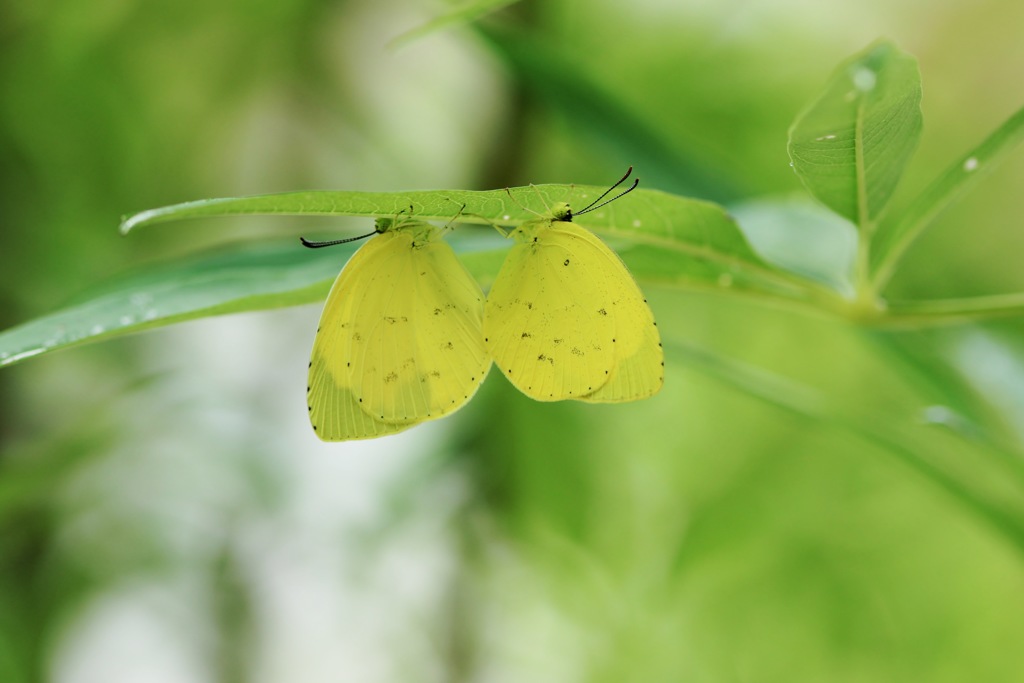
(852, 67, 876, 91)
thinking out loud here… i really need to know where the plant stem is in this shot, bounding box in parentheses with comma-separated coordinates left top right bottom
(672, 339, 1024, 558)
(852, 96, 887, 314)
(871, 292, 1024, 328)
(870, 103, 1024, 296)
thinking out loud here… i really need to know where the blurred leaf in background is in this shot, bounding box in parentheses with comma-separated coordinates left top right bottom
(3, 0, 1024, 682)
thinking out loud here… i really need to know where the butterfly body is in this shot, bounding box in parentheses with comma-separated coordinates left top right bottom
(308, 220, 490, 441)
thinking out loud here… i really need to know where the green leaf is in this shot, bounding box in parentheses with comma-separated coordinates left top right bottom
(870, 102, 1024, 293)
(730, 198, 857, 295)
(3, 185, 827, 370)
(5, 182, 828, 369)
(0, 234, 521, 370)
(0, 240, 354, 368)
(121, 185, 792, 290)
(0, 230, 789, 371)
(389, 0, 519, 49)
(788, 40, 922, 229)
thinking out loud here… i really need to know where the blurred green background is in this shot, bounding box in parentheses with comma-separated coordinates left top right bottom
(4, 0, 1024, 681)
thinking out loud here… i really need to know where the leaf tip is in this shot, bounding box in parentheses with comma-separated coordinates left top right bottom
(119, 210, 151, 235)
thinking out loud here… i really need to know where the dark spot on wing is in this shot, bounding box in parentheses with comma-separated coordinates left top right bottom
(521, 332, 532, 338)
(598, 308, 607, 316)
(564, 259, 570, 266)
(384, 371, 399, 384)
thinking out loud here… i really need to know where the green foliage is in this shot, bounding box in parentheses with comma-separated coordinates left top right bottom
(788, 41, 923, 231)
(4, 39, 1024, 556)
(5, 39, 1024, 521)
(2, 186, 794, 369)
(5, 41, 1024, 368)
(872, 104, 1024, 292)
(0, 241, 351, 367)
(5, 10, 1024, 681)
(389, 0, 519, 48)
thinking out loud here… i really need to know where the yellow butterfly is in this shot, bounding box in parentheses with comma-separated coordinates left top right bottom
(484, 168, 663, 402)
(305, 213, 491, 441)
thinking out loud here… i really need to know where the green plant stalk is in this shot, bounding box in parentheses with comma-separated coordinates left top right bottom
(853, 98, 872, 292)
(873, 292, 1024, 328)
(672, 339, 1024, 557)
(388, 0, 518, 49)
(870, 103, 1024, 295)
(601, 227, 844, 309)
(862, 331, 1024, 488)
(853, 96, 889, 311)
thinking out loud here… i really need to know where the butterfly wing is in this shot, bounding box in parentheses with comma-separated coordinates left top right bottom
(308, 355, 412, 440)
(350, 231, 491, 423)
(485, 221, 618, 401)
(564, 227, 663, 403)
(484, 220, 662, 403)
(308, 232, 411, 440)
(308, 227, 490, 441)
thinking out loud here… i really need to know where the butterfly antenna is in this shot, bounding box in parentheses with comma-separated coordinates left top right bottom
(574, 166, 639, 217)
(300, 229, 379, 249)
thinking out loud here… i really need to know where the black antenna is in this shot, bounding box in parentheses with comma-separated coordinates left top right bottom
(299, 229, 379, 249)
(574, 166, 639, 217)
